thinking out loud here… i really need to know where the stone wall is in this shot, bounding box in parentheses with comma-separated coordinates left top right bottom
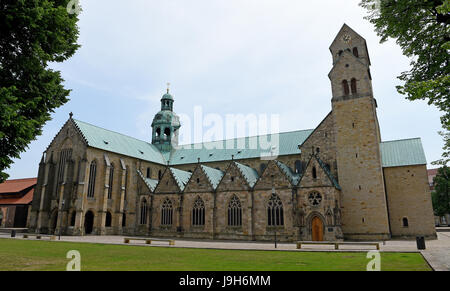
(384, 165, 437, 239)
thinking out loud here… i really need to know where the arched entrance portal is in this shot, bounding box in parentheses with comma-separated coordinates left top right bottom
(84, 211, 94, 235)
(311, 216, 324, 241)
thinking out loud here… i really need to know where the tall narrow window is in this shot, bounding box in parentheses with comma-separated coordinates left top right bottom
(57, 149, 72, 183)
(87, 161, 97, 198)
(108, 163, 114, 199)
(312, 167, 317, 179)
(105, 211, 112, 227)
(122, 213, 126, 227)
(158, 170, 162, 180)
(259, 163, 267, 175)
(351, 78, 357, 94)
(228, 195, 242, 227)
(146, 167, 151, 179)
(140, 199, 148, 225)
(124, 166, 129, 201)
(192, 197, 205, 226)
(342, 80, 350, 96)
(295, 160, 303, 174)
(70, 211, 76, 227)
(353, 47, 359, 57)
(161, 198, 173, 226)
(267, 194, 284, 226)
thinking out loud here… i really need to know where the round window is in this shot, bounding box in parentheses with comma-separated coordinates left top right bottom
(308, 192, 322, 206)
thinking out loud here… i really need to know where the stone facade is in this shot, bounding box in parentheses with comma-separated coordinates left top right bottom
(27, 24, 436, 242)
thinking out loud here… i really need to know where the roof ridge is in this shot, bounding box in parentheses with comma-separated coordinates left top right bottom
(73, 119, 151, 145)
(381, 137, 422, 143)
(2, 178, 37, 182)
(178, 128, 315, 148)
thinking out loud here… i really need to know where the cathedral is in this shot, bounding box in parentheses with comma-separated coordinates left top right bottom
(28, 25, 437, 241)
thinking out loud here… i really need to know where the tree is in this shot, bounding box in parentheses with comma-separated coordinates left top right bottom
(431, 166, 450, 217)
(360, 0, 450, 164)
(0, 0, 80, 182)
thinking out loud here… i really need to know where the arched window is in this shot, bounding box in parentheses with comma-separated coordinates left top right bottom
(228, 195, 242, 227)
(192, 197, 205, 226)
(267, 194, 284, 226)
(161, 198, 173, 226)
(156, 127, 161, 137)
(122, 213, 126, 227)
(124, 166, 129, 200)
(402, 217, 409, 227)
(351, 78, 357, 94)
(105, 211, 112, 227)
(108, 163, 114, 199)
(353, 47, 359, 57)
(295, 160, 303, 174)
(158, 170, 162, 180)
(146, 167, 151, 179)
(342, 80, 350, 96)
(164, 128, 171, 137)
(312, 167, 317, 179)
(140, 199, 148, 225)
(70, 211, 76, 227)
(87, 161, 97, 198)
(259, 163, 267, 175)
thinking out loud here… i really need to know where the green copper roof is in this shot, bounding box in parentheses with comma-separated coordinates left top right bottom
(73, 119, 166, 164)
(200, 165, 224, 189)
(169, 167, 192, 191)
(137, 170, 159, 191)
(169, 129, 314, 165)
(380, 138, 427, 167)
(276, 160, 301, 185)
(235, 162, 259, 187)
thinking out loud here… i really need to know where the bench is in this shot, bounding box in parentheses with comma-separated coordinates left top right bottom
(296, 241, 380, 250)
(23, 234, 57, 241)
(124, 237, 175, 246)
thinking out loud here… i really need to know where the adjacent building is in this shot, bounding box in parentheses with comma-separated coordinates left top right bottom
(0, 178, 36, 228)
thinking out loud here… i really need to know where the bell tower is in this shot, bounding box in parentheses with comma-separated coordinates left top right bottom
(151, 85, 181, 152)
(329, 24, 390, 240)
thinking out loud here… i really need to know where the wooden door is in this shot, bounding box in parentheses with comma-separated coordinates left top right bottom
(311, 217, 324, 241)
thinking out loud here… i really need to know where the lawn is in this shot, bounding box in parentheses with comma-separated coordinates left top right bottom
(0, 238, 431, 271)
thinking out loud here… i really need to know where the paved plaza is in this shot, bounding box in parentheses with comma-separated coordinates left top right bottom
(1, 230, 449, 271)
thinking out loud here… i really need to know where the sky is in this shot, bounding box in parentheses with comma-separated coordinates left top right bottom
(6, 0, 445, 179)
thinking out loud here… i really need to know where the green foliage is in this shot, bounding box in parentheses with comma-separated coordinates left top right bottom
(360, 0, 450, 163)
(433, 130, 450, 165)
(432, 166, 450, 216)
(0, 0, 80, 182)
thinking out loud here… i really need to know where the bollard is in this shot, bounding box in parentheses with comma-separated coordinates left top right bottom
(416, 236, 426, 250)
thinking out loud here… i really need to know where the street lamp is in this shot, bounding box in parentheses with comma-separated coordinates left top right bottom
(59, 200, 65, 241)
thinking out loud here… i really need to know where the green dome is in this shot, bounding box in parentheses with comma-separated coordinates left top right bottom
(162, 93, 174, 100)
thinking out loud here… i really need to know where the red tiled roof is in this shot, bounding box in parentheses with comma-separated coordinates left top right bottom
(0, 178, 36, 205)
(0, 188, 34, 205)
(0, 178, 37, 194)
